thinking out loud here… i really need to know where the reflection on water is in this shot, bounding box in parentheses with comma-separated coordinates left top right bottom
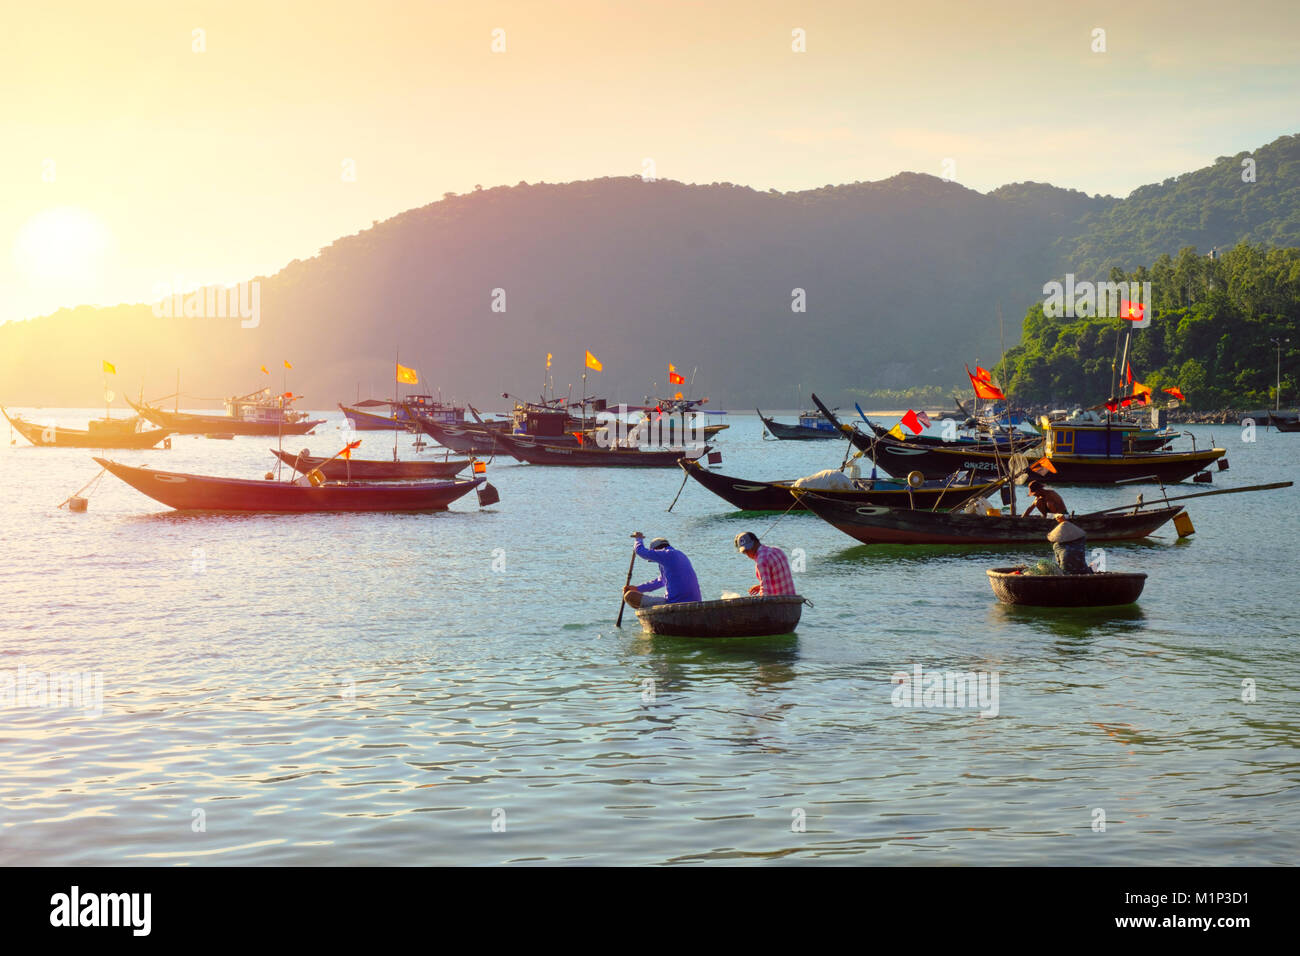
(0, 411, 1296, 865)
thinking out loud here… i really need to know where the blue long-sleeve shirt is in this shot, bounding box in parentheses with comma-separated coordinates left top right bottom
(634, 540, 702, 603)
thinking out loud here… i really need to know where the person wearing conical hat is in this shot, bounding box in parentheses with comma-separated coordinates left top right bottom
(1047, 515, 1090, 574)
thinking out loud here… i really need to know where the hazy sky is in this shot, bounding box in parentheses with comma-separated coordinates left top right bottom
(3, 0, 1297, 324)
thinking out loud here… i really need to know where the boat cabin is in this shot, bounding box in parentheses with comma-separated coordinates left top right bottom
(402, 394, 464, 425)
(1044, 421, 1128, 456)
(797, 411, 837, 432)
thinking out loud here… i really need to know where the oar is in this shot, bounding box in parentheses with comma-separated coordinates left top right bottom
(294, 440, 362, 485)
(1076, 480, 1294, 518)
(615, 534, 641, 628)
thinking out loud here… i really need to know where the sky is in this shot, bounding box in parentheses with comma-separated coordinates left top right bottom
(3, 0, 1298, 324)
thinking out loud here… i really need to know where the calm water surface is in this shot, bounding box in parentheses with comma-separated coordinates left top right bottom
(0, 409, 1296, 865)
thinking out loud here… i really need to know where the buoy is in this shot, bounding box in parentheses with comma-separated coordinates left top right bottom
(307, 470, 325, 487)
(1173, 511, 1196, 537)
(69, 497, 88, 512)
(473, 460, 487, 474)
(264, 472, 274, 480)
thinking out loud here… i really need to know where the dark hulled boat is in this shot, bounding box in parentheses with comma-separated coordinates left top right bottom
(1037, 420, 1226, 483)
(862, 419, 1042, 451)
(338, 401, 405, 430)
(986, 566, 1148, 607)
(127, 395, 324, 436)
(678, 458, 995, 512)
(94, 458, 484, 512)
(418, 417, 510, 455)
(270, 448, 471, 480)
(757, 408, 841, 440)
(793, 489, 1183, 546)
(1268, 413, 1300, 432)
(814, 394, 1224, 484)
(3, 407, 172, 449)
(495, 432, 710, 467)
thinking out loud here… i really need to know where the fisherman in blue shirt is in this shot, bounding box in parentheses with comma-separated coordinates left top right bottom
(622, 532, 702, 608)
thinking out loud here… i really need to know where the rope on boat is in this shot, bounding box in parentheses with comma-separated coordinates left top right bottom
(758, 495, 803, 540)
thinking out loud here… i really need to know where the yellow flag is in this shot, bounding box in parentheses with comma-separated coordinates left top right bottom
(260, 365, 269, 375)
(102, 360, 116, 375)
(887, 424, 907, 440)
(546, 353, 552, 369)
(585, 350, 602, 372)
(396, 362, 418, 385)
(284, 360, 293, 370)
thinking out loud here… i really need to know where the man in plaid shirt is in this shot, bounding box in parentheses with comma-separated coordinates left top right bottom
(734, 532, 796, 596)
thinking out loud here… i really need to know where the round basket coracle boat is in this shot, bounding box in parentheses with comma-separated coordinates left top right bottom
(986, 566, 1147, 607)
(635, 595, 807, 637)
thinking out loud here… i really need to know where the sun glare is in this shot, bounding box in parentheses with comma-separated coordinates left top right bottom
(13, 206, 112, 283)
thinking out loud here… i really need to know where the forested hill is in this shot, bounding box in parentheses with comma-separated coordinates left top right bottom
(998, 243, 1300, 409)
(1064, 133, 1300, 276)
(2, 132, 1299, 409)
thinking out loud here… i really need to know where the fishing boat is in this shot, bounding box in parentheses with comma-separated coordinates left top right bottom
(792, 489, 1183, 545)
(93, 458, 484, 512)
(340, 394, 471, 431)
(1038, 420, 1226, 483)
(861, 418, 1043, 451)
(270, 448, 471, 480)
(814, 395, 1225, 484)
(757, 408, 840, 439)
(987, 566, 1148, 607)
(128, 392, 325, 436)
(1267, 413, 1300, 433)
(678, 458, 996, 512)
(418, 417, 508, 455)
(3, 407, 172, 449)
(495, 432, 710, 467)
(635, 595, 806, 637)
(338, 400, 408, 430)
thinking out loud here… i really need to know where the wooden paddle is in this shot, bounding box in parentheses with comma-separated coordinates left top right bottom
(615, 533, 642, 628)
(1075, 480, 1294, 518)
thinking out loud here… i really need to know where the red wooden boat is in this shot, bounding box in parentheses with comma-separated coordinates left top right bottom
(270, 448, 471, 480)
(94, 458, 484, 512)
(3, 407, 172, 449)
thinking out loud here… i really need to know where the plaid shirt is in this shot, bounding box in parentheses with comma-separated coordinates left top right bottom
(753, 544, 796, 596)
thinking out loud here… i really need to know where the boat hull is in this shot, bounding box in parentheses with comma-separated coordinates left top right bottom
(270, 449, 470, 480)
(419, 418, 514, 455)
(95, 458, 484, 512)
(679, 459, 994, 512)
(3, 408, 172, 449)
(127, 398, 324, 436)
(497, 433, 709, 466)
(338, 404, 408, 430)
(987, 566, 1148, 606)
(1041, 449, 1225, 483)
(796, 492, 1182, 545)
(635, 595, 805, 637)
(758, 411, 840, 440)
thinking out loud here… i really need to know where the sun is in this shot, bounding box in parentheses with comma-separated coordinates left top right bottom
(13, 206, 113, 282)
